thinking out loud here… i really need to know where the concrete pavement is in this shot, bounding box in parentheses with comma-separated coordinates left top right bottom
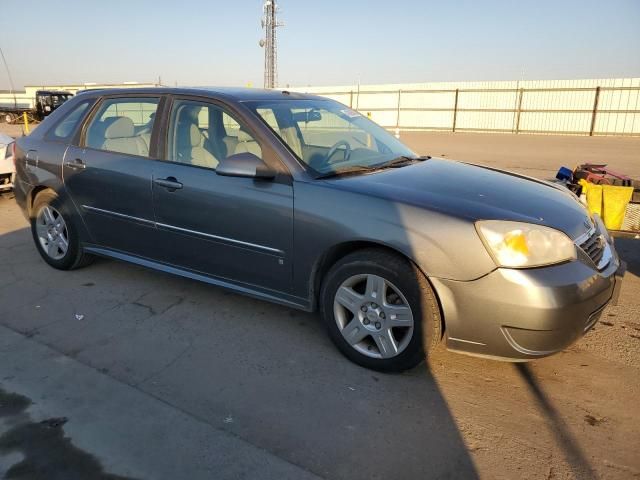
(0, 325, 321, 480)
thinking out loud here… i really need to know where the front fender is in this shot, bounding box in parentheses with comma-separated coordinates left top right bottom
(292, 182, 496, 300)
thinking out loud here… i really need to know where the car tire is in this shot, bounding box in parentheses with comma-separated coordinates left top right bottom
(30, 190, 93, 270)
(320, 248, 442, 372)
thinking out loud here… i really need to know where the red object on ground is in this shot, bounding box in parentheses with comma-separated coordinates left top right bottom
(574, 163, 633, 186)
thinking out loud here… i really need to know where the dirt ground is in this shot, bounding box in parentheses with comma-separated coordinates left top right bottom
(0, 126, 639, 479)
(0, 123, 29, 139)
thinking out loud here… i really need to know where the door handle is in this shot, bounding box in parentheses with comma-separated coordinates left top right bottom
(64, 158, 86, 170)
(154, 177, 183, 191)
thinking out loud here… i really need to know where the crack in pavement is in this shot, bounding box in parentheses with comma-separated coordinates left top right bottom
(133, 342, 194, 388)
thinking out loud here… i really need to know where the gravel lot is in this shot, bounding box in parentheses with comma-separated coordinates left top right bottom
(1, 127, 639, 479)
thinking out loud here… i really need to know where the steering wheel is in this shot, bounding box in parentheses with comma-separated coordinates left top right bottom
(326, 140, 352, 164)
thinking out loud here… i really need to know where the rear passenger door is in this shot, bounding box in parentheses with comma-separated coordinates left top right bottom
(151, 97, 294, 293)
(64, 95, 162, 255)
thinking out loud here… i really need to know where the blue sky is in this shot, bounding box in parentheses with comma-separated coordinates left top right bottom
(1, 0, 639, 89)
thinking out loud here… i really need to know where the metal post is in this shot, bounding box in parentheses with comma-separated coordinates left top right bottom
(452, 89, 459, 132)
(396, 89, 402, 129)
(589, 86, 601, 136)
(514, 88, 524, 134)
(349, 90, 353, 108)
(23, 112, 30, 134)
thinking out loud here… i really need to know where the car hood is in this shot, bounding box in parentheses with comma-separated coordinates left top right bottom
(322, 158, 592, 240)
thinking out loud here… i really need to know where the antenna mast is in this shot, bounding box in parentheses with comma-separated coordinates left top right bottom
(260, 0, 284, 89)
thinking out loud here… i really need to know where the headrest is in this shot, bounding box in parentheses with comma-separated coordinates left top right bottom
(104, 117, 135, 139)
(189, 124, 202, 147)
(237, 128, 254, 143)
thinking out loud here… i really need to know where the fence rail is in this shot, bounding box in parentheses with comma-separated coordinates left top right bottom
(307, 85, 640, 136)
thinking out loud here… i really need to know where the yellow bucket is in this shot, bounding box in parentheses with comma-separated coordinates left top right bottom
(579, 179, 633, 230)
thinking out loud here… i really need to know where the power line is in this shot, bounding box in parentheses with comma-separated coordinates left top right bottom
(0, 46, 17, 107)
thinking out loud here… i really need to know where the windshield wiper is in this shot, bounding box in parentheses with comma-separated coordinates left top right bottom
(315, 156, 431, 180)
(373, 155, 431, 169)
(315, 166, 379, 179)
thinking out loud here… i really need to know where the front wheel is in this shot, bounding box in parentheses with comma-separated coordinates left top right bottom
(30, 190, 93, 270)
(320, 249, 442, 372)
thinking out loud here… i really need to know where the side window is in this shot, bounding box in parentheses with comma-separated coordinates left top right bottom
(167, 99, 262, 170)
(84, 97, 159, 157)
(49, 100, 91, 141)
(222, 112, 241, 137)
(4, 143, 13, 159)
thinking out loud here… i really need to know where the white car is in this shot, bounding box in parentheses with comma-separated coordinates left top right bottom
(0, 133, 15, 192)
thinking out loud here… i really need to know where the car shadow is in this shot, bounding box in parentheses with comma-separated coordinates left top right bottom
(613, 237, 640, 277)
(0, 223, 479, 479)
(514, 364, 597, 479)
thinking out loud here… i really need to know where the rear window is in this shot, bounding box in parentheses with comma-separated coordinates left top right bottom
(48, 100, 92, 141)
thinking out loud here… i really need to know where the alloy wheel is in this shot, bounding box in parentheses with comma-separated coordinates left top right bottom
(35, 205, 69, 260)
(333, 274, 414, 359)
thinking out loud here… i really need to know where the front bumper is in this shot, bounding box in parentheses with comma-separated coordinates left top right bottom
(431, 244, 623, 361)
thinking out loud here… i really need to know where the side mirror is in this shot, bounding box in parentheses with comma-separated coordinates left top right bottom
(216, 153, 276, 179)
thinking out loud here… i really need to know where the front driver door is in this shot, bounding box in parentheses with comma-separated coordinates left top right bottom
(63, 95, 162, 256)
(151, 97, 294, 293)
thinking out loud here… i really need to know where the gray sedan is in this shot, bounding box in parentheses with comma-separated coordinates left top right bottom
(12, 87, 625, 371)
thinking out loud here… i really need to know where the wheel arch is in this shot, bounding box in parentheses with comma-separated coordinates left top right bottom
(310, 240, 446, 338)
(28, 185, 55, 217)
(27, 184, 92, 243)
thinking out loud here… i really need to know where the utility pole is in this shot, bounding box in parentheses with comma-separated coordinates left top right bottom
(0, 46, 17, 108)
(259, 0, 284, 89)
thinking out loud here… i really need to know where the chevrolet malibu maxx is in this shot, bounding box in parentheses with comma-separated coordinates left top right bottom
(12, 88, 625, 371)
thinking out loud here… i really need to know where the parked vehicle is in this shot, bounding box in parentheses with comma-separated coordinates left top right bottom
(12, 88, 625, 371)
(0, 133, 15, 192)
(0, 90, 73, 124)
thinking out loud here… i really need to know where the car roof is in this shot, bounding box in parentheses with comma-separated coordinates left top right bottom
(75, 86, 326, 102)
(36, 90, 73, 95)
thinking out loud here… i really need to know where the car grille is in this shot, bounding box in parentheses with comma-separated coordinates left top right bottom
(579, 230, 605, 267)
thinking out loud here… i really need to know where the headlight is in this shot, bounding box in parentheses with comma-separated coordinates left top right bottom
(476, 220, 576, 268)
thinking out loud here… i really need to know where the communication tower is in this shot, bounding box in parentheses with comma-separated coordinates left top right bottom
(259, 0, 284, 89)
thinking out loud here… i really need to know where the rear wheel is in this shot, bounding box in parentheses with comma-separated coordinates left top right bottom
(30, 190, 93, 270)
(320, 249, 442, 372)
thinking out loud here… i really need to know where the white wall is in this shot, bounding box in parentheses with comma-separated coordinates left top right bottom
(0, 83, 157, 111)
(290, 78, 640, 136)
(4, 78, 639, 136)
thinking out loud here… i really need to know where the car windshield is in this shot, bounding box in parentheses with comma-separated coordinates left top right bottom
(247, 99, 418, 177)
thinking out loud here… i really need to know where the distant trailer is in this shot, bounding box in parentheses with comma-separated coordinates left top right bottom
(0, 90, 73, 124)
